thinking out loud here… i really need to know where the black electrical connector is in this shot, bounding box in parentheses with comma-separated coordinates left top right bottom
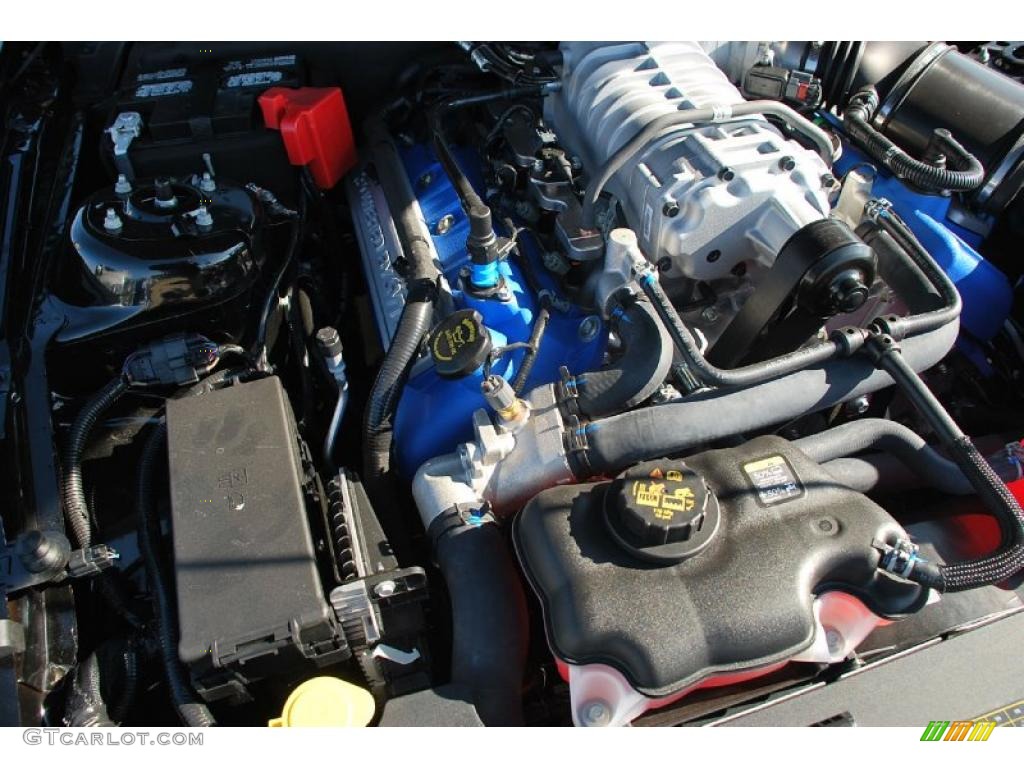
(123, 333, 221, 387)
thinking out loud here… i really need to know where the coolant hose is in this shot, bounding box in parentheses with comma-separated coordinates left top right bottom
(795, 418, 976, 495)
(137, 420, 216, 727)
(572, 320, 958, 477)
(865, 335, 1024, 592)
(428, 512, 529, 726)
(571, 297, 673, 419)
(581, 100, 834, 228)
(844, 102, 984, 193)
(62, 376, 129, 548)
(638, 271, 842, 389)
(362, 117, 441, 554)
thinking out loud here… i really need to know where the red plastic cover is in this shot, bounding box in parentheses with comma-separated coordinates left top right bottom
(259, 87, 356, 189)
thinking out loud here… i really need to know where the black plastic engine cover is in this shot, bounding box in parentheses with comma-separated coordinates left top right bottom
(513, 435, 928, 698)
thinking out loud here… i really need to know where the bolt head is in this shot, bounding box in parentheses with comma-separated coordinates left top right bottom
(374, 580, 397, 598)
(435, 213, 455, 235)
(718, 166, 735, 181)
(662, 201, 680, 218)
(779, 156, 796, 172)
(578, 315, 601, 342)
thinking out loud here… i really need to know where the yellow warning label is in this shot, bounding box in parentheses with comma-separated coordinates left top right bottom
(432, 317, 477, 362)
(631, 480, 696, 520)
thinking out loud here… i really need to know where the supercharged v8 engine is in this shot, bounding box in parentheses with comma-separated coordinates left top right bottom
(3, 40, 1024, 728)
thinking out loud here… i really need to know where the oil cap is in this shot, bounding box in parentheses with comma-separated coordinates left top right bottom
(428, 309, 492, 378)
(604, 460, 720, 563)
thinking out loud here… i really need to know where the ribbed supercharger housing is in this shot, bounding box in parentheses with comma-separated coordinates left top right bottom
(546, 42, 833, 340)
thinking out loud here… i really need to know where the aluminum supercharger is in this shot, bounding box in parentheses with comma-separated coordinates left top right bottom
(546, 41, 834, 344)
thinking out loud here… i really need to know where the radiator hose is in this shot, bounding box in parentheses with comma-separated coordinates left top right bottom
(427, 510, 528, 725)
(864, 334, 1024, 591)
(570, 320, 957, 478)
(795, 418, 983, 496)
(568, 295, 673, 419)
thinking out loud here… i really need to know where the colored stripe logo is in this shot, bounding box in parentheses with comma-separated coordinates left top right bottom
(920, 720, 997, 741)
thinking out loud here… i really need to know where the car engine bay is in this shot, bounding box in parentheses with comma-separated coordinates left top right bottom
(2, 40, 1024, 727)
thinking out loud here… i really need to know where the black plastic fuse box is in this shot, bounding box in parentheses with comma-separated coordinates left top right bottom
(165, 376, 347, 702)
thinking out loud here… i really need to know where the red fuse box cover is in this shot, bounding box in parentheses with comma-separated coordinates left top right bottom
(259, 87, 356, 190)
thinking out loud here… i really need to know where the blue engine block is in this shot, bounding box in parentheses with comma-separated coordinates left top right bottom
(392, 144, 607, 477)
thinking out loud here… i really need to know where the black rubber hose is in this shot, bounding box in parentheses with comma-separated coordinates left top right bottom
(430, 86, 549, 213)
(845, 109, 984, 193)
(573, 320, 957, 477)
(635, 203, 962, 391)
(794, 418, 975, 495)
(581, 101, 834, 228)
(429, 513, 528, 726)
(363, 117, 440, 553)
(511, 305, 550, 395)
(870, 207, 962, 339)
(638, 272, 842, 389)
(137, 420, 216, 727)
(62, 376, 129, 548)
(866, 335, 1024, 592)
(108, 638, 140, 725)
(571, 298, 673, 419)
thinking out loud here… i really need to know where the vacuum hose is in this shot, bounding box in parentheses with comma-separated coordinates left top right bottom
(844, 89, 984, 193)
(865, 334, 1024, 592)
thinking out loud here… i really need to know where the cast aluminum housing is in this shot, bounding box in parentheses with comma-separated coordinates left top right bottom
(546, 42, 833, 342)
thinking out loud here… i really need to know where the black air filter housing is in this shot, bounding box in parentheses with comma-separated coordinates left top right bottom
(513, 435, 928, 698)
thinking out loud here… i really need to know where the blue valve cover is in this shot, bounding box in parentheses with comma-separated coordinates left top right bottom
(392, 144, 606, 477)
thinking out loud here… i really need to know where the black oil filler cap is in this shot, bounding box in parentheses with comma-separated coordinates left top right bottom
(428, 309, 492, 378)
(604, 460, 720, 563)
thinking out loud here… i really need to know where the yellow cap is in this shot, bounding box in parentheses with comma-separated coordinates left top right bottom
(268, 677, 375, 728)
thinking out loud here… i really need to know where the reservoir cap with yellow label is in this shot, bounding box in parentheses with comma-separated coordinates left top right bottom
(268, 676, 376, 728)
(604, 460, 720, 563)
(427, 309, 493, 379)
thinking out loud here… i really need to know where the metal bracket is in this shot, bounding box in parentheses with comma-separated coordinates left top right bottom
(107, 112, 143, 180)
